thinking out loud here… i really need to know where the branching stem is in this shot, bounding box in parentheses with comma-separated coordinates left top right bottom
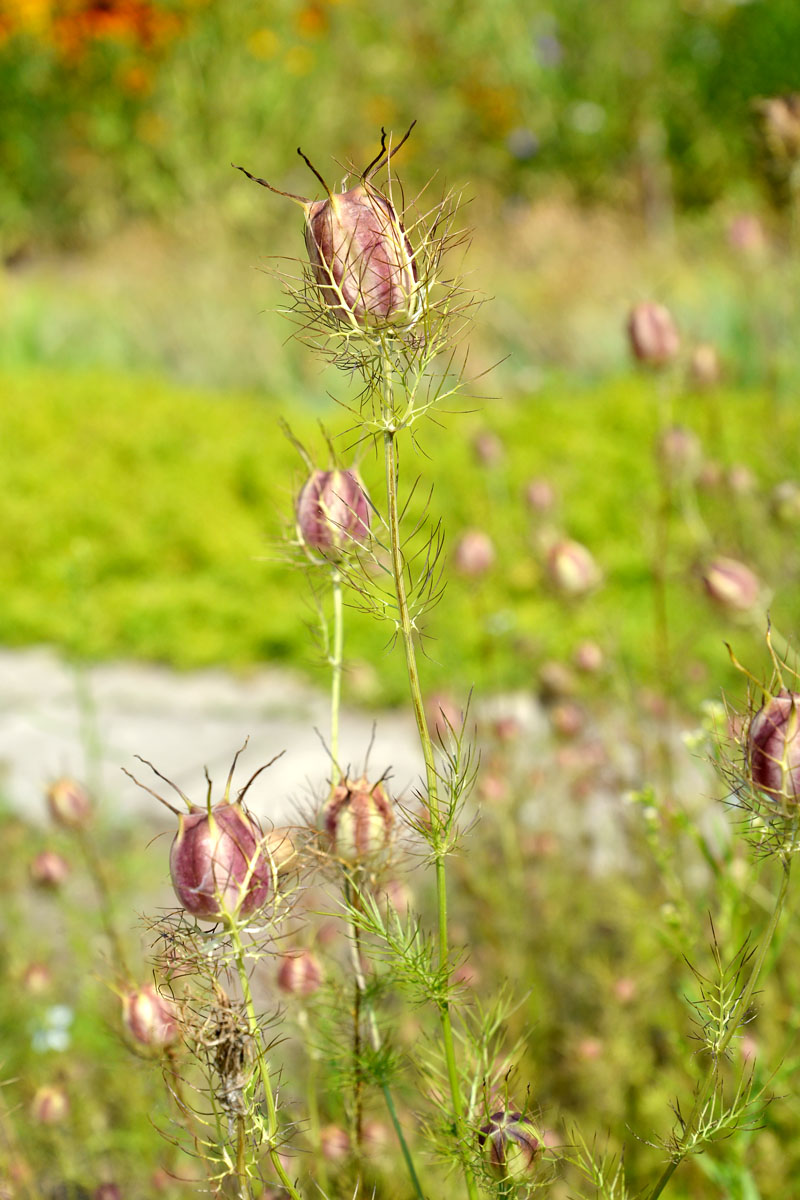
(226, 918, 304, 1200)
(381, 353, 478, 1200)
(646, 844, 795, 1200)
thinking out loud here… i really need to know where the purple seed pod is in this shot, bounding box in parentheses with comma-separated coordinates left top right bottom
(454, 529, 495, 576)
(702, 556, 761, 612)
(46, 778, 92, 829)
(122, 984, 179, 1049)
(627, 301, 680, 367)
(323, 775, 394, 863)
(170, 800, 272, 923)
(30, 1085, 69, 1126)
(296, 468, 371, 554)
(547, 539, 600, 596)
(524, 477, 555, 513)
(277, 949, 324, 997)
(747, 690, 800, 807)
(478, 1111, 542, 1179)
(236, 126, 419, 329)
(30, 850, 70, 889)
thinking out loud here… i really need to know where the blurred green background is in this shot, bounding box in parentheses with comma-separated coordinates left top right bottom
(1, 0, 799, 703)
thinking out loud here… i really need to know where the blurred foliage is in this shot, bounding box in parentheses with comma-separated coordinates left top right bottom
(1, 366, 799, 708)
(1, 0, 800, 254)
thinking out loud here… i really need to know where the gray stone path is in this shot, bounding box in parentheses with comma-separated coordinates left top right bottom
(0, 646, 429, 829)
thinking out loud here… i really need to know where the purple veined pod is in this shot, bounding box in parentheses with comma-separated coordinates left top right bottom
(478, 1110, 542, 1179)
(235, 125, 420, 329)
(122, 983, 180, 1049)
(296, 468, 371, 555)
(323, 774, 394, 864)
(702, 556, 761, 612)
(748, 690, 800, 808)
(627, 301, 680, 367)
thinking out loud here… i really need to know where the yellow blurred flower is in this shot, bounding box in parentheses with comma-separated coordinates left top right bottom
(284, 44, 313, 75)
(3, 0, 52, 34)
(247, 27, 278, 60)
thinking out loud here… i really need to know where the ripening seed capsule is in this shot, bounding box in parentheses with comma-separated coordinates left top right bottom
(747, 690, 800, 807)
(478, 1111, 542, 1179)
(30, 850, 70, 889)
(236, 127, 419, 329)
(46, 778, 91, 828)
(627, 301, 680, 367)
(277, 949, 324, 997)
(702, 556, 761, 612)
(122, 984, 179, 1049)
(296, 469, 371, 555)
(170, 800, 272, 923)
(30, 1085, 69, 1126)
(546, 539, 600, 596)
(323, 775, 394, 863)
(453, 529, 495, 576)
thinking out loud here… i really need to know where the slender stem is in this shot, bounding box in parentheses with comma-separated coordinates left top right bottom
(76, 827, 131, 980)
(344, 874, 425, 1200)
(236, 1114, 250, 1200)
(330, 566, 344, 776)
(646, 850, 794, 1200)
(382, 368, 478, 1200)
(226, 919, 304, 1200)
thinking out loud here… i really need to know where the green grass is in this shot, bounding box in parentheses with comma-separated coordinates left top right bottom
(1, 365, 798, 708)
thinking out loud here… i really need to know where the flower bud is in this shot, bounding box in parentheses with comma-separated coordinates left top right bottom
(170, 800, 272, 923)
(747, 690, 800, 807)
(546, 539, 600, 596)
(46, 778, 91, 828)
(689, 343, 721, 389)
(31, 1085, 69, 1126)
(702, 556, 761, 612)
(323, 775, 394, 863)
(627, 302, 680, 367)
(277, 949, 324, 997)
(296, 469, 370, 555)
(122, 984, 179, 1049)
(30, 850, 70, 889)
(236, 127, 419, 329)
(453, 529, 495, 576)
(478, 1111, 542, 1179)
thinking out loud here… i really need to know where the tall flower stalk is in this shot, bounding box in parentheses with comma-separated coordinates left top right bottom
(237, 125, 479, 1195)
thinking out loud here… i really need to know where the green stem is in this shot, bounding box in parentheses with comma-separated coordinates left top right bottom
(226, 919, 304, 1200)
(382, 384, 478, 1200)
(76, 827, 131, 981)
(330, 566, 344, 776)
(646, 849, 794, 1200)
(344, 874, 425, 1200)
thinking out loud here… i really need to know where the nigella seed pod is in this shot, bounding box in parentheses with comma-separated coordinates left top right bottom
(31, 1084, 69, 1126)
(236, 125, 420, 329)
(627, 301, 680, 367)
(296, 469, 371, 554)
(127, 746, 281, 924)
(46, 778, 91, 828)
(702, 556, 761, 612)
(478, 1111, 542, 1179)
(323, 775, 394, 863)
(453, 529, 495, 576)
(122, 984, 179, 1049)
(277, 949, 324, 997)
(748, 690, 800, 807)
(170, 801, 272, 923)
(30, 850, 70, 889)
(547, 539, 600, 596)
